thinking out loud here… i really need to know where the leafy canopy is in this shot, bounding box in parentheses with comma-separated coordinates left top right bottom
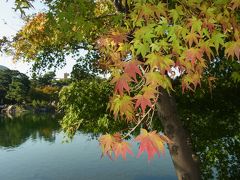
(96, 0, 240, 159)
(10, 0, 240, 160)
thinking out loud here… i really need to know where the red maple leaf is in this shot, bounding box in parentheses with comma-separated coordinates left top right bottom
(135, 129, 170, 161)
(185, 48, 203, 65)
(124, 60, 142, 82)
(136, 135, 158, 160)
(134, 94, 153, 113)
(111, 73, 131, 95)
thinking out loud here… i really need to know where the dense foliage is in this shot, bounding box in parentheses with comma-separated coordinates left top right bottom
(0, 68, 30, 104)
(59, 78, 114, 138)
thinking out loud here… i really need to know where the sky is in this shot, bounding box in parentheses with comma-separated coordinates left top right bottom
(0, 0, 82, 78)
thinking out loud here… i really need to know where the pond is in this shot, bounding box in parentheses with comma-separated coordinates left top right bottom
(0, 113, 177, 180)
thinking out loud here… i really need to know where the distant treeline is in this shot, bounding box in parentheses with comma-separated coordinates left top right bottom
(0, 68, 70, 108)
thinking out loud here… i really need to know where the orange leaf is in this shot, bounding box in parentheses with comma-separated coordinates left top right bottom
(113, 141, 134, 160)
(185, 48, 203, 65)
(99, 134, 115, 157)
(134, 94, 153, 113)
(185, 31, 200, 47)
(230, 0, 240, 10)
(225, 40, 240, 60)
(109, 31, 127, 45)
(99, 133, 134, 160)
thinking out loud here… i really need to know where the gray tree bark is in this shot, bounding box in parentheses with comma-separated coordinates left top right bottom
(156, 88, 201, 180)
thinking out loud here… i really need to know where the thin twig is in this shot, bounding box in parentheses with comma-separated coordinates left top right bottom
(122, 93, 159, 139)
(131, 78, 145, 91)
(122, 107, 152, 139)
(147, 93, 159, 128)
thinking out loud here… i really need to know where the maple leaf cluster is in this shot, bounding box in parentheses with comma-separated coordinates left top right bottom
(99, 133, 133, 160)
(99, 129, 173, 160)
(97, 0, 240, 159)
(97, 0, 240, 119)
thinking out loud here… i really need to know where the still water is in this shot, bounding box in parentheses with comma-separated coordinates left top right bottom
(0, 114, 177, 180)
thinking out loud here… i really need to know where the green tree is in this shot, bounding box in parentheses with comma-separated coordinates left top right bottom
(0, 68, 30, 104)
(7, 0, 240, 179)
(0, 69, 12, 103)
(6, 74, 30, 104)
(59, 78, 138, 141)
(70, 50, 106, 81)
(37, 71, 56, 87)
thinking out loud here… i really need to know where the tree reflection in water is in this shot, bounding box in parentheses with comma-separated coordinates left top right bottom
(0, 113, 60, 148)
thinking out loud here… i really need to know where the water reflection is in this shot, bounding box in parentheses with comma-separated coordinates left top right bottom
(0, 113, 59, 149)
(0, 113, 176, 180)
(0, 109, 239, 179)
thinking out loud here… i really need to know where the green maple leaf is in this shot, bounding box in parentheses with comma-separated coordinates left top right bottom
(155, 24, 167, 37)
(150, 42, 161, 52)
(188, 17, 202, 34)
(145, 72, 173, 91)
(169, 6, 184, 24)
(231, 71, 240, 83)
(210, 32, 225, 51)
(134, 40, 150, 57)
(156, 2, 167, 16)
(202, 28, 210, 38)
(146, 53, 174, 72)
(134, 24, 156, 43)
(142, 85, 158, 98)
(153, 39, 169, 52)
(214, 0, 229, 5)
(172, 39, 184, 55)
(181, 73, 201, 92)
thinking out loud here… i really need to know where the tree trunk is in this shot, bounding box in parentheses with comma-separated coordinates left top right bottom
(156, 88, 201, 180)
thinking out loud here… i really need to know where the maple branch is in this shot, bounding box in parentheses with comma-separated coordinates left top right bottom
(147, 93, 159, 128)
(131, 78, 145, 91)
(122, 108, 152, 139)
(122, 94, 159, 139)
